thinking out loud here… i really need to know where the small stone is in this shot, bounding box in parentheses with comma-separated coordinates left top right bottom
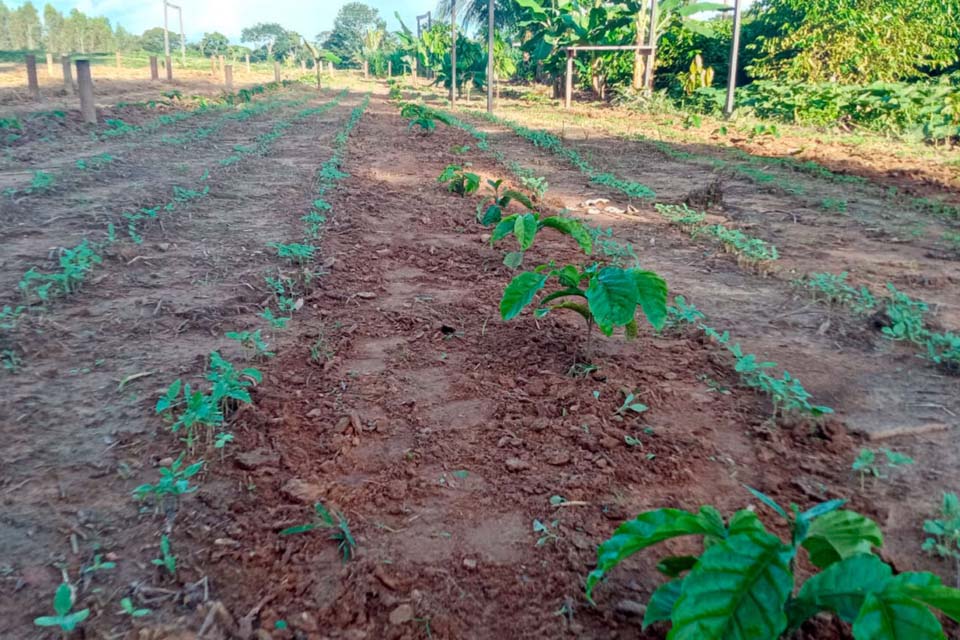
(213, 538, 240, 547)
(545, 451, 571, 466)
(462, 558, 478, 570)
(479, 233, 491, 243)
(157, 457, 174, 467)
(374, 564, 400, 590)
(234, 448, 279, 470)
(281, 479, 324, 504)
(356, 291, 376, 299)
(604, 206, 625, 214)
(293, 611, 319, 633)
(505, 457, 530, 472)
(616, 600, 647, 617)
(157, 242, 171, 252)
(307, 408, 324, 418)
(388, 603, 415, 625)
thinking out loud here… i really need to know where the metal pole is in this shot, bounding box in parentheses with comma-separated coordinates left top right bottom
(723, 0, 743, 118)
(450, 1, 457, 103)
(564, 50, 573, 109)
(163, 0, 170, 59)
(487, 0, 494, 113)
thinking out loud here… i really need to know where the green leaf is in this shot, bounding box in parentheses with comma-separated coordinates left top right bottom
(500, 272, 548, 321)
(514, 213, 539, 251)
(586, 508, 716, 601)
(899, 584, 960, 623)
(503, 251, 525, 269)
(502, 189, 535, 210)
(793, 554, 892, 624)
(280, 523, 317, 536)
(481, 204, 503, 226)
(53, 583, 73, 617)
(851, 590, 945, 640)
(657, 555, 699, 578)
(801, 511, 883, 568)
(669, 529, 794, 640)
(744, 486, 788, 521)
(644, 578, 684, 629)
(540, 216, 593, 253)
(630, 269, 669, 331)
(490, 215, 517, 244)
(586, 267, 641, 336)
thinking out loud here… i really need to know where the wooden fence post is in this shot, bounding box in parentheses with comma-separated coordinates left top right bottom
(149, 55, 159, 80)
(115, 51, 121, 69)
(564, 50, 573, 109)
(219, 55, 225, 73)
(25, 54, 40, 99)
(75, 59, 96, 124)
(224, 64, 233, 91)
(363, 60, 368, 78)
(45, 52, 53, 76)
(245, 54, 250, 73)
(165, 55, 173, 81)
(210, 56, 216, 75)
(273, 61, 281, 83)
(388, 60, 392, 77)
(61, 55, 75, 93)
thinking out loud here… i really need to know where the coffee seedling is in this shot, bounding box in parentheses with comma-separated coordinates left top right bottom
(82, 553, 116, 576)
(281, 502, 357, 561)
(34, 583, 89, 632)
(133, 453, 204, 503)
(852, 448, 914, 491)
(615, 391, 648, 416)
(476, 178, 536, 225)
(438, 164, 481, 197)
(152, 535, 177, 576)
(664, 295, 706, 331)
(922, 492, 960, 587)
(268, 242, 316, 265)
(260, 307, 291, 329)
(882, 284, 928, 343)
(586, 487, 960, 639)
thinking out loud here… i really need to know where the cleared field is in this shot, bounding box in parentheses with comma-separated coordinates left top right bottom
(1, 75, 959, 639)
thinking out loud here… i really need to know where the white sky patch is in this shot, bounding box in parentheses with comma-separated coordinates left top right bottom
(6, 0, 438, 42)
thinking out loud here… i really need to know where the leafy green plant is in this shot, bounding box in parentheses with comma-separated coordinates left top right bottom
(586, 486, 960, 639)
(655, 203, 707, 231)
(438, 164, 480, 197)
(260, 307, 291, 329)
(34, 583, 89, 632)
(269, 242, 316, 265)
(852, 448, 915, 491)
(280, 502, 357, 561)
(800, 272, 877, 314)
(18, 240, 103, 302)
(119, 597, 151, 617)
(700, 224, 780, 266)
(925, 331, 960, 371)
(923, 492, 960, 587)
(664, 295, 706, 331)
(226, 329, 275, 359)
(476, 178, 536, 225)
(82, 553, 116, 575)
(133, 452, 204, 503)
(2, 349, 22, 373)
(151, 535, 177, 576)
(615, 391, 648, 416)
(882, 284, 928, 343)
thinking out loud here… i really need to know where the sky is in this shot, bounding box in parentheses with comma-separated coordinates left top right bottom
(6, 0, 439, 42)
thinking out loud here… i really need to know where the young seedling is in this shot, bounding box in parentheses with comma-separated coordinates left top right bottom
(852, 448, 915, 491)
(615, 391, 648, 417)
(268, 242, 316, 266)
(476, 178, 536, 226)
(923, 492, 960, 587)
(280, 502, 357, 561)
(260, 307, 291, 329)
(534, 518, 560, 546)
(151, 535, 177, 576)
(437, 164, 481, 197)
(119, 597, 152, 617)
(133, 453, 204, 507)
(81, 553, 116, 576)
(585, 487, 960, 638)
(34, 583, 89, 632)
(226, 329, 275, 359)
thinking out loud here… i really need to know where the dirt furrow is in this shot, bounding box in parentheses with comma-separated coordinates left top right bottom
(0, 92, 361, 637)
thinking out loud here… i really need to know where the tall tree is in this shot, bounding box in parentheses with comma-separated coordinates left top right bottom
(140, 27, 180, 53)
(113, 25, 139, 52)
(42, 3, 64, 53)
(199, 31, 229, 56)
(0, 2, 11, 49)
(9, 1, 41, 49)
(322, 2, 385, 66)
(240, 22, 286, 59)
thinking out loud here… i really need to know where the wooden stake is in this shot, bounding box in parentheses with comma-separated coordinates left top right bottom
(115, 51, 121, 69)
(150, 55, 159, 81)
(564, 50, 573, 109)
(75, 59, 97, 124)
(388, 60, 392, 77)
(224, 64, 233, 91)
(245, 53, 250, 73)
(723, 0, 744, 118)
(274, 61, 281, 83)
(25, 54, 40, 99)
(165, 55, 173, 82)
(363, 60, 368, 78)
(61, 55, 75, 93)
(46, 52, 53, 76)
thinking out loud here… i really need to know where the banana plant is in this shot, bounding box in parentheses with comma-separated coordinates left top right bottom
(587, 487, 960, 639)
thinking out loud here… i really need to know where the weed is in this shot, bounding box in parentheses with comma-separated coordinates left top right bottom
(226, 329, 275, 359)
(281, 502, 357, 561)
(922, 492, 960, 587)
(438, 164, 480, 197)
(133, 452, 204, 503)
(852, 448, 914, 491)
(615, 391, 648, 416)
(700, 224, 779, 266)
(586, 486, 960, 637)
(800, 272, 877, 314)
(534, 518, 560, 546)
(34, 583, 89, 632)
(269, 242, 316, 265)
(260, 308, 291, 329)
(151, 535, 177, 576)
(119, 598, 152, 617)
(18, 240, 102, 302)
